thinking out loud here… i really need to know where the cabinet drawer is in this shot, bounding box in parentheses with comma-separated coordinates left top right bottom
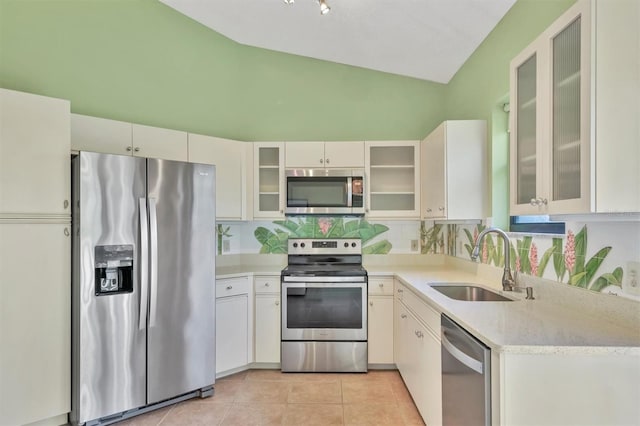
(368, 277, 394, 295)
(254, 275, 280, 294)
(403, 286, 440, 335)
(216, 277, 250, 298)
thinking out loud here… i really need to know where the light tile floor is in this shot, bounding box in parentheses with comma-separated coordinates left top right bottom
(119, 369, 425, 425)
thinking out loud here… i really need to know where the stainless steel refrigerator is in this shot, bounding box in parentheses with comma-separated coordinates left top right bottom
(70, 151, 216, 425)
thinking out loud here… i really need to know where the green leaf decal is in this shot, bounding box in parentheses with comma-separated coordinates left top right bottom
(573, 226, 587, 275)
(255, 227, 275, 245)
(538, 246, 554, 277)
(552, 237, 565, 281)
(590, 268, 623, 292)
(362, 240, 392, 254)
(583, 246, 612, 284)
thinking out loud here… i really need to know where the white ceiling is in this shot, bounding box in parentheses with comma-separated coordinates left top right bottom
(159, 0, 517, 83)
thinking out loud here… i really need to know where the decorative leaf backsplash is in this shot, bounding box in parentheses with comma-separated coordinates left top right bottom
(421, 222, 624, 294)
(254, 216, 392, 254)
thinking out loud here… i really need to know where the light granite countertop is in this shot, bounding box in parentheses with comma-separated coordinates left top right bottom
(216, 259, 640, 355)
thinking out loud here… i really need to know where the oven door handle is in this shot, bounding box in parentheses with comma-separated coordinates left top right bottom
(283, 282, 367, 289)
(282, 276, 367, 283)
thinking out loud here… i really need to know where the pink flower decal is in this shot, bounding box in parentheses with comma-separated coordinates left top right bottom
(481, 239, 488, 263)
(530, 243, 538, 276)
(515, 256, 521, 273)
(318, 218, 332, 235)
(564, 230, 576, 273)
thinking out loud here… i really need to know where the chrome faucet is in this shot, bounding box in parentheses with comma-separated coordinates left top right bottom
(471, 227, 516, 291)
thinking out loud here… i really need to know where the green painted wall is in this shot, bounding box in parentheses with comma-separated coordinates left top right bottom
(444, 0, 576, 227)
(0, 0, 445, 141)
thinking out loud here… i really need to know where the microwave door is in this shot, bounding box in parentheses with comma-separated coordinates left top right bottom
(347, 177, 353, 208)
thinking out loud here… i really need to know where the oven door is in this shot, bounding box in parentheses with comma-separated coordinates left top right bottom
(281, 278, 367, 341)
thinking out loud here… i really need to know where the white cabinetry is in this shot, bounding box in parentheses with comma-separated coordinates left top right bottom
(510, 0, 640, 215)
(421, 121, 487, 220)
(0, 89, 71, 426)
(253, 142, 285, 218)
(254, 275, 281, 364)
(188, 134, 251, 221)
(365, 141, 420, 218)
(215, 277, 250, 375)
(394, 280, 442, 426)
(285, 141, 364, 168)
(71, 114, 188, 161)
(367, 276, 394, 365)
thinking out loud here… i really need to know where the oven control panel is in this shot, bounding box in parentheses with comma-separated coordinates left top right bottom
(288, 238, 361, 255)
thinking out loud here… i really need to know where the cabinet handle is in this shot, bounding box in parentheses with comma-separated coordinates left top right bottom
(415, 330, 423, 338)
(226, 285, 232, 290)
(320, 159, 324, 164)
(530, 197, 548, 207)
(134, 147, 140, 153)
(426, 208, 432, 212)
(275, 301, 280, 306)
(540, 198, 548, 205)
(325, 158, 330, 164)
(397, 288, 403, 293)
(63, 200, 69, 209)
(438, 206, 445, 211)
(379, 283, 384, 288)
(400, 314, 407, 319)
(369, 301, 373, 306)
(126, 146, 132, 152)
(64, 227, 70, 237)
(265, 282, 270, 287)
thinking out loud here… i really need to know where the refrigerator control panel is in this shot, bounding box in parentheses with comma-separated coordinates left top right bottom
(94, 245, 134, 295)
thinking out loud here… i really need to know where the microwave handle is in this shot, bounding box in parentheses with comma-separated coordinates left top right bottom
(347, 177, 353, 208)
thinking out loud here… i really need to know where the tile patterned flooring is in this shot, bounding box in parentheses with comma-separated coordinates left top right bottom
(119, 369, 425, 425)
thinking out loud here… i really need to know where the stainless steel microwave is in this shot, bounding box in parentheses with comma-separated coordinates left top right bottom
(285, 169, 365, 215)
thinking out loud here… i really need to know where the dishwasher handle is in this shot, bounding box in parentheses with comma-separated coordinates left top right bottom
(442, 330, 484, 374)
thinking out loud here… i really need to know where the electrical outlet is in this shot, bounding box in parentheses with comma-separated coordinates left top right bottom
(411, 240, 419, 252)
(222, 239, 231, 253)
(623, 261, 640, 296)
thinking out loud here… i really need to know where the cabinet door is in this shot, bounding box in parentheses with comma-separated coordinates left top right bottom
(510, 42, 544, 215)
(132, 124, 188, 161)
(421, 124, 446, 219)
(366, 141, 420, 218)
(189, 134, 248, 220)
(0, 89, 70, 216)
(324, 141, 365, 168)
(0, 223, 70, 426)
(394, 298, 409, 375)
(254, 295, 281, 363)
(71, 114, 133, 156)
(421, 324, 442, 426)
(368, 295, 394, 364)
(215, 295, 248, 374)
(254, 142, 285, 218)
(285, 141, 325, 168)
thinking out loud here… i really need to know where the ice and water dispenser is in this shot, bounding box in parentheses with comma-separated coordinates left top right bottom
(94, 245, 134, 295)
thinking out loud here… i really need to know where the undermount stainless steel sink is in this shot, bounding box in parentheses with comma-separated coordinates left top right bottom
(431, 284, 513, 302)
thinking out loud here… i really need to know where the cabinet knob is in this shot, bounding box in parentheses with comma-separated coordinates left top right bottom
(325, 158, 330, 164)
(275, 300, 280, 306)
(438, 206, 445, 211)
(265, 282, 270, 287)
(63, 200, 69, 209)
(134, 147, 140, 153)
(379, 283, 384, 288)
(369, 301, 373, 306)
(126, 146, 132, 152)
(226, 285, 232, 290)
(64, 227, 70, 237)
(415, 330, 423, 338)
(397, 288, 403, 293)
(426, 208, 432, 212)
(320, 158, 324, 164)
(400, 313, 407, 319)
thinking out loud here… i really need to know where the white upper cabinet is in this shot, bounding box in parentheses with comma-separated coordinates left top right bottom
(365, 141, 421, 218)
(131, 123, 187, 162)
(71, 114, 132, 155)
(510, 0, 640, 215)
(0, 88, 70, 216)
(285, 141, 364, 168)
(253, 142, 285, 219)
(421, 120, 487, 220)
(188, 134, 251, 221)
(71, 114, 188, 162)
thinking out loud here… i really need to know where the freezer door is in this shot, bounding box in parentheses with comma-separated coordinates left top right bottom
(71, 152, 147, 424)
(146, 159, 216, 404)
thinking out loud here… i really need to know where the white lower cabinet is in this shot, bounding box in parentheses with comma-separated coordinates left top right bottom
(368, 276, 394, 365)
(254, 274, 281, 364)
(215, 277, 250, 375)
(394, 281, 442, 426)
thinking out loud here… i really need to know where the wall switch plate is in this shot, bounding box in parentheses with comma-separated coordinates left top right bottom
(411, 240, 419, 252)
(222, 239, 231, 253)
(623, 261, 640, 296)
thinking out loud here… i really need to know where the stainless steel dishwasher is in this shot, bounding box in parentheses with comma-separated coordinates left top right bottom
(441, 314, 491, 426)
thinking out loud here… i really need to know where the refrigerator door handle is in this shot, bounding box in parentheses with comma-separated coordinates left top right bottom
(139, 198, 149, 330)
(149, 197, 159, 327)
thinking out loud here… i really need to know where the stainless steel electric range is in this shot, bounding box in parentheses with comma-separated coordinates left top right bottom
(281, 238, 368, 373)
